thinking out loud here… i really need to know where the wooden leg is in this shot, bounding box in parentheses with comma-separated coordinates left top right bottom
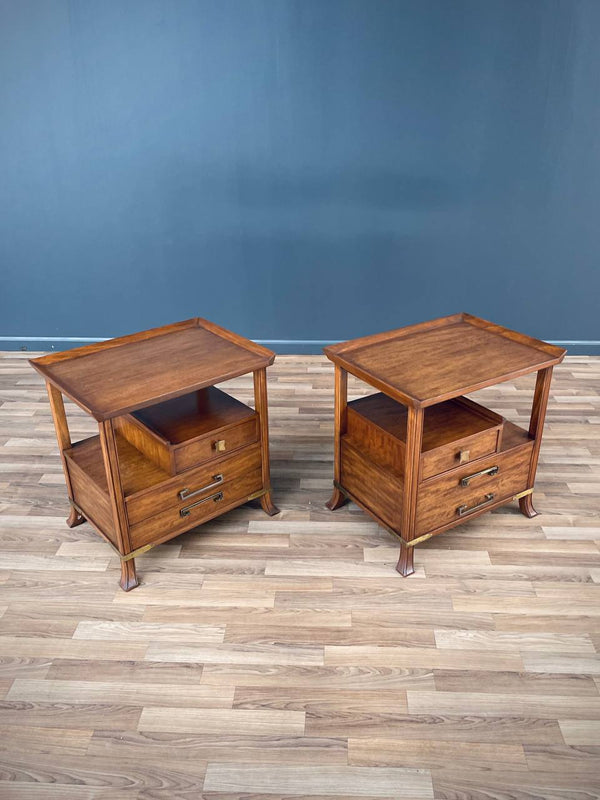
(46, 384, 80, 521)
(519, 493, 538, 518)
(327, 365, 348, 511)
(260, 491, 280, 516)
(119, 559, 139, 592)
(99, 419, 136, 590)
(66, 506, 85, 528)
(397, 405, 424, 577)
(396, 544, 415, 577)
(326, 486, 348, 511)
(254, 368, 280, 517)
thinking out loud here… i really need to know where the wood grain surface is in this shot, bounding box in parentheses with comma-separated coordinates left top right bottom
(0, 351, 598, 799)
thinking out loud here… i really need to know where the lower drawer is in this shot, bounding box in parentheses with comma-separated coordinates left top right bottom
(128, 468, 264, 550)
(341, 437, 404, 530)
(415, 443, 532, 536)
(126, 443, 262, 525)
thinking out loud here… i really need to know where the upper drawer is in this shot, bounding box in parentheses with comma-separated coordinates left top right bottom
(421, 425, 500, 480)
(125, 442, 262, 525)
(115, 386, 259, 475)
(346, 393, 503, 480)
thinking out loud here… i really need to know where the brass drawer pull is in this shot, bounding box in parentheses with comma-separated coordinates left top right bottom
(457, 493, 495, 517)
(178, 474, 223, 501)
(460, 465, 499, 487)
(180, 491, 223, 517)
(213, 439, 226, 452)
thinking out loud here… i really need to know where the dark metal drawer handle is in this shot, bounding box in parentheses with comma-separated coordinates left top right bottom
(180, 491, 223, 517)
(178, 475, 223, 501)
(457, 493, 495, 517)
(460, 466, 499, 487)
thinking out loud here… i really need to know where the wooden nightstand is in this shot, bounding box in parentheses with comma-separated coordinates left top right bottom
(30, 318, 279, 590)
(324, 313, 566, 576)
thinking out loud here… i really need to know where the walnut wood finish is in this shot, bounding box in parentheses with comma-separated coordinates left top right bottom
(45, 382, 76, 524)
(324, 312, 565, 408)
(340, 439, 404, 529)
(98, 420, 133, 560)
(121, 387, 258, 476)
(29, 318, 275, 421)
(126, 443, 262, 526)
(30, 320, 278, 589)
(415, 443, 533, 536)
(326, 365, 349, 512)
(131, 386, 256, 444)
(128, 468, 264, 549)
(521, 366, 554, 517)
(325, 314, 565, 575)
(346, 393, 502, 479)
(254, 368, 279, 516)
(1, 351, 598, 799)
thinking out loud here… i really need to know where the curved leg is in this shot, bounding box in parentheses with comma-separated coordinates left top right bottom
(260, 491, 280, 517)
(396, 544, 415, 577)
(326, 486, 348, 511)
(66, 506, 85, 528)
(519, 493, 538, 519)
(119, 559, 139, 592)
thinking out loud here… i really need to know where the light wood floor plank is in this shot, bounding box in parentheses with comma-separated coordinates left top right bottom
(202, 763, 434, 797)
(139, 706, 305, 736)
(7, 678, 234, 708)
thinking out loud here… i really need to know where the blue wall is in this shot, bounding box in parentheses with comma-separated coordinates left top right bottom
(1, 0, 599, 352)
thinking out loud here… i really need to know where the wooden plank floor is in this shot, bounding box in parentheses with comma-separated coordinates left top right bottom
(0, 351, 599, 799)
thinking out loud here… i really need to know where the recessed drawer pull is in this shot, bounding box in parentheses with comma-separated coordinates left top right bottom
(180, 491, 224, 517)
(460, 465, 499, 487)
(178, 474, 224, 501)
(457, 493, 495, 517)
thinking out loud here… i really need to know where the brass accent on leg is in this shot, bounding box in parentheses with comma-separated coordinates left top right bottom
(513, 488, 534, 500)
(247, 488, 268, 502)
(120, 543, 154, 562)
(402, 531, 433, 548)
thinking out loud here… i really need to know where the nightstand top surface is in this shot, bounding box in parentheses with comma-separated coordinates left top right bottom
(30, 318, 274, 421)
(324, 313, 566, 407)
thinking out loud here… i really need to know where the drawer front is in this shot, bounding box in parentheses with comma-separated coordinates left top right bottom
(174, 417, 259, 473)
(341, 438, 404, 530)
(421, 427, 500, 480)
(126, 443, 262, 525)
(416, 443, 532, 535)
(128, 468, 264, 550)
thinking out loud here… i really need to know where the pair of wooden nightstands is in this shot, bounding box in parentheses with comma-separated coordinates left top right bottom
(31, 313, 565, 589)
